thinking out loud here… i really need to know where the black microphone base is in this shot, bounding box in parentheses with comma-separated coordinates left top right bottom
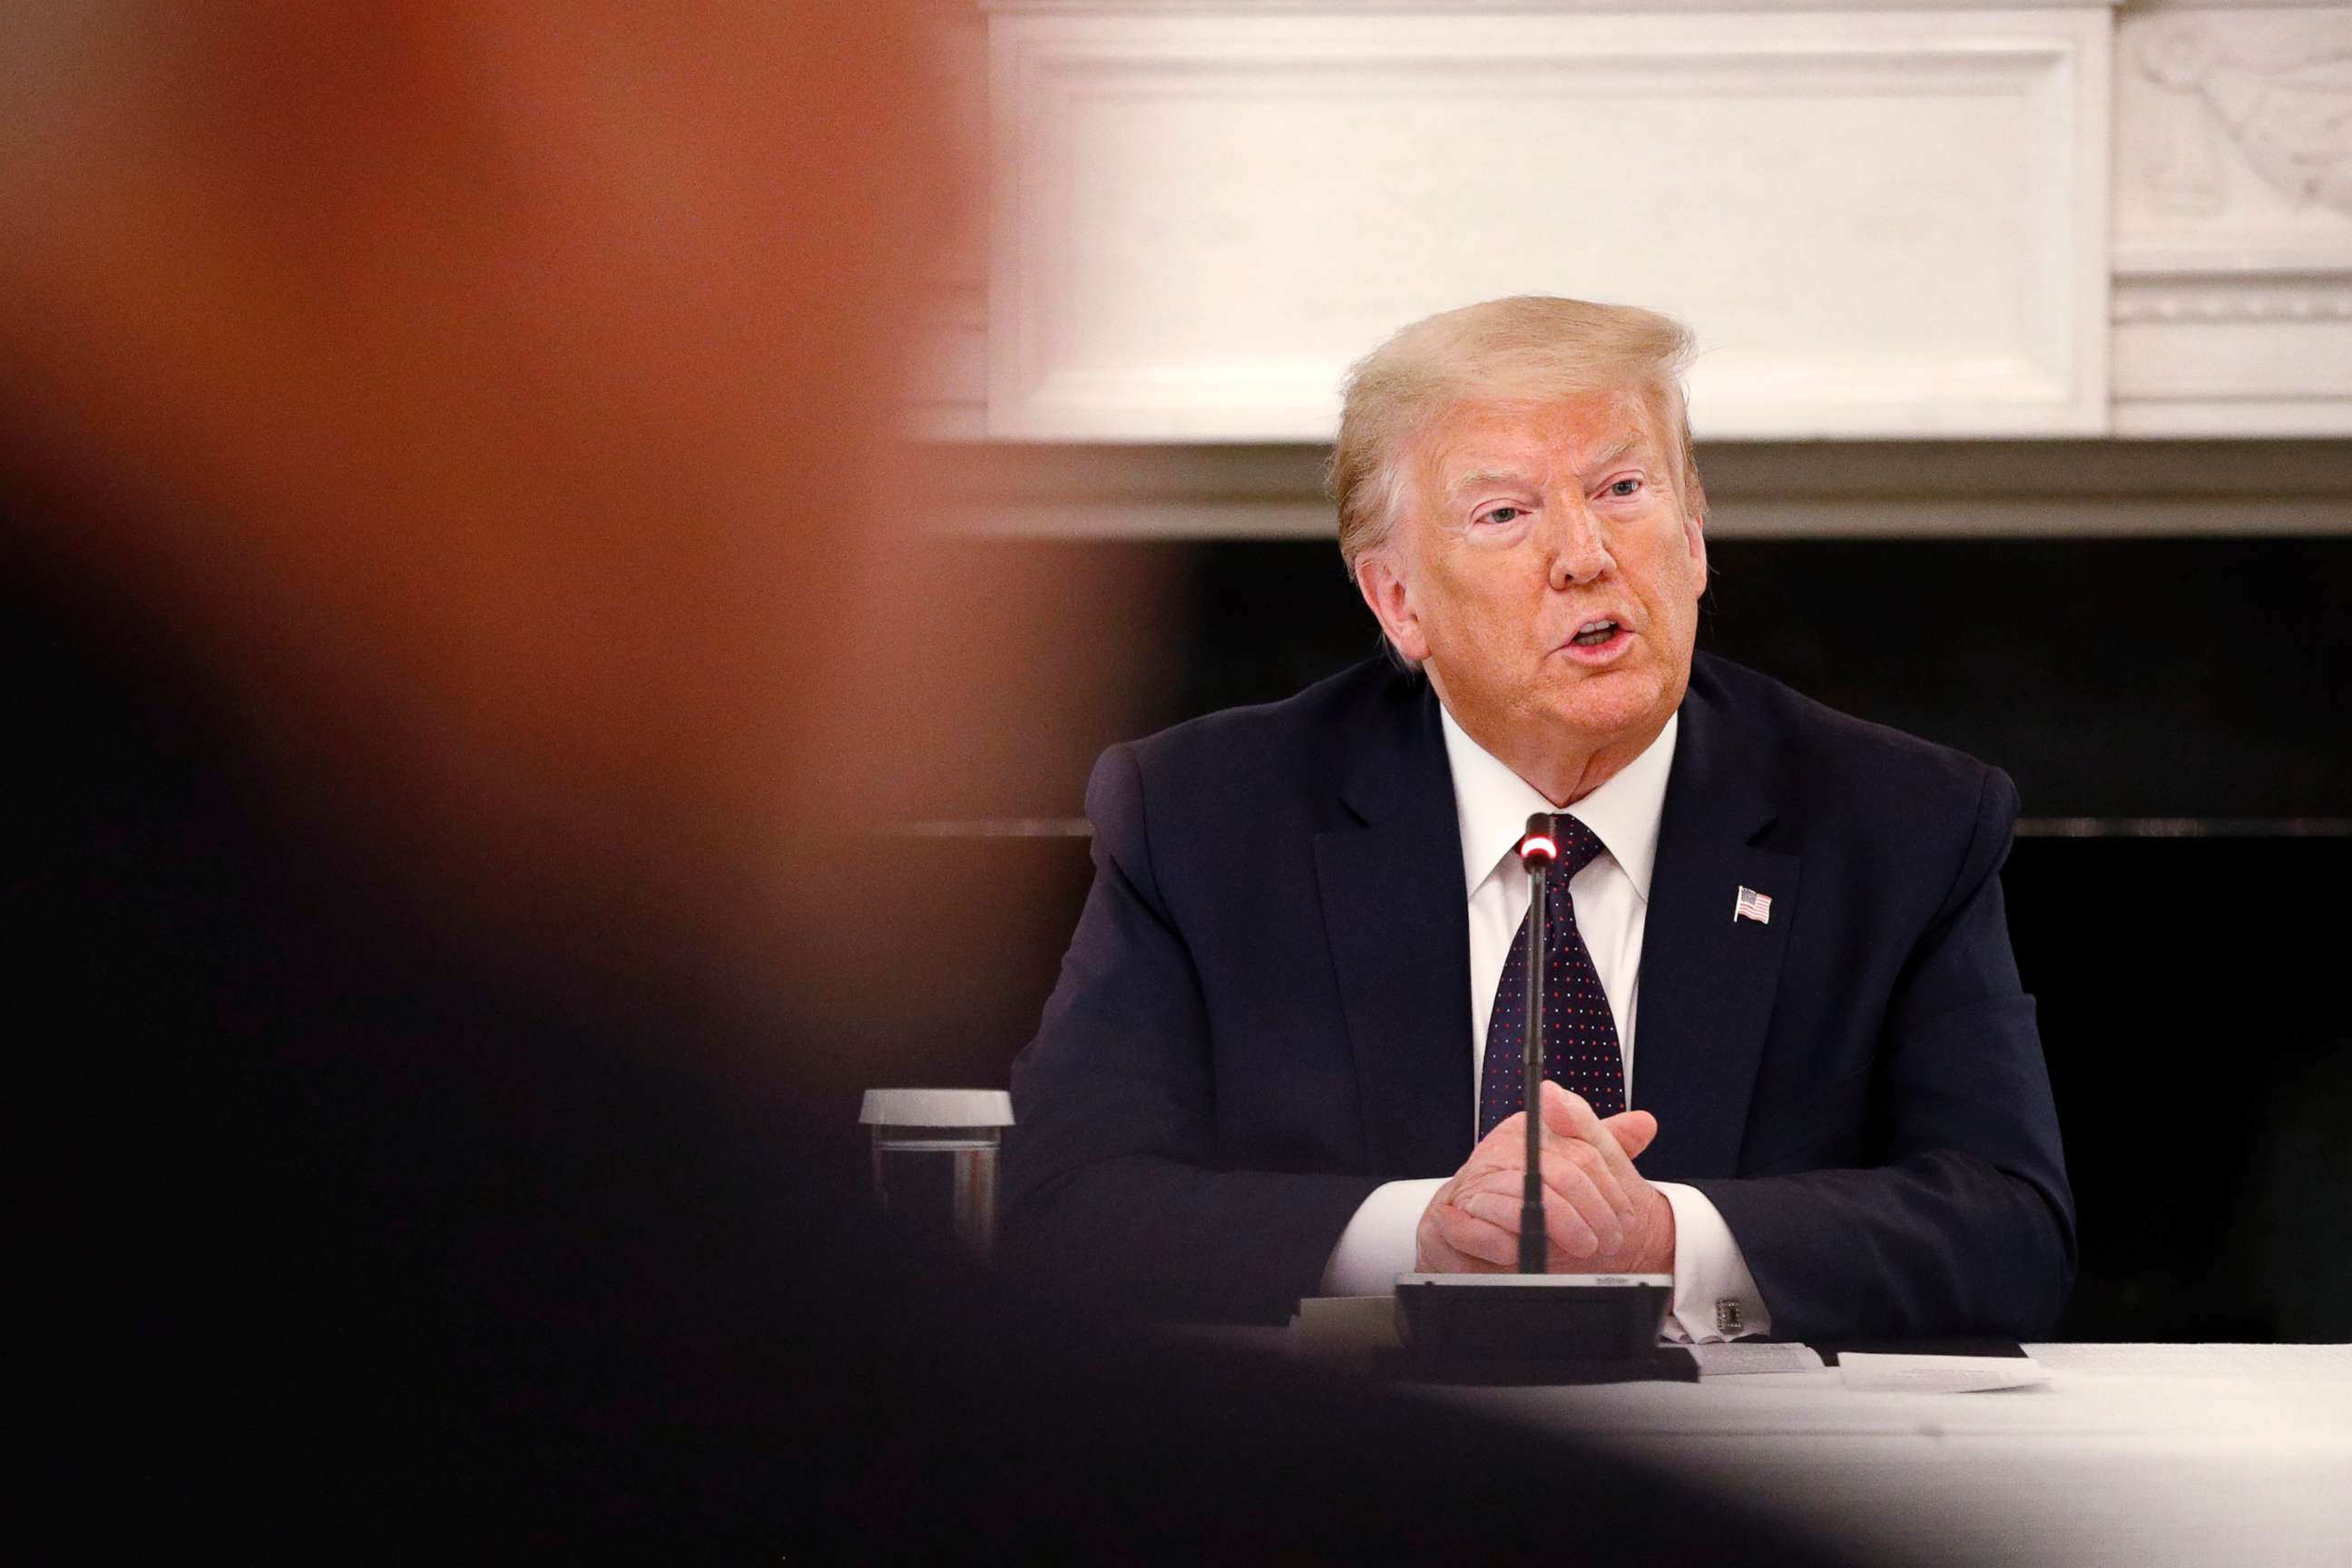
(1394, 1272, 1671, 1364)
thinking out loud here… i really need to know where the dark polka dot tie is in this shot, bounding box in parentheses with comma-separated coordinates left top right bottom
(1476, 813, 1625, 1141)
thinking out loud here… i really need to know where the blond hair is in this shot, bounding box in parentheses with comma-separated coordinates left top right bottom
(1328, 296, 1705, 575)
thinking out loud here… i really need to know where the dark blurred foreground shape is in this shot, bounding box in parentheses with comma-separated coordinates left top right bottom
(3, 4, 1856, 1560)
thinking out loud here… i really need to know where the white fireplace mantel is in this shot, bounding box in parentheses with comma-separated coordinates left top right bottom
(922, 2, 2352, 443)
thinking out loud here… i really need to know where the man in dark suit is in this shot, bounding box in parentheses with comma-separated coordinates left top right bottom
(1004, 296, 2074, 1342)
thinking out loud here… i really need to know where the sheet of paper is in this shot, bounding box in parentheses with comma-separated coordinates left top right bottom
(1690, 1340, 1827, 1377)
(2032, 1342, 2352, 1383)
(1838, 1351, 2048, 1394)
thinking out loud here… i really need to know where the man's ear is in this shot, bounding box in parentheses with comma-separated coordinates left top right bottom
(1682, 505, 1708, 600)
(1355, 551, 1430, 664)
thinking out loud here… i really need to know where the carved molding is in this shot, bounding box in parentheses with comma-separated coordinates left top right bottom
(2110, 272, 2352, 432)
(2112, 273, 2352, 321)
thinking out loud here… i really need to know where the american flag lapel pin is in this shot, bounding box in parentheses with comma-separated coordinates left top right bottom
(1734, 886, 1772, 925)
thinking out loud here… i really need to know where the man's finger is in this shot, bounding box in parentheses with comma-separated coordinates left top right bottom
(1458, 1098, 1635, 1225)
(1579, 1105, 1654, 1202)
(1427, 1198, 1524, 1269)
(1599, 1108, 1658, 1161)
(1456, 1184, 1603, 1259)
(1532, 1143, 1632, 1236)
(1534, 1081, 1605, 1145)
(1534, 1083, 1636, 1184)
(1463, 1109, 1528, 1172)
(1539, 1082, 1655, 1208)
(1555, 1140, 1635, 1226)
(1461, 1096, 1651, 1233)
(1416, 1219, 1505, 1276)
(1414, 1212, 1485, 1275)
(1459, 1133, 1631, 1229)
(1452, 1161, 1622, 1253)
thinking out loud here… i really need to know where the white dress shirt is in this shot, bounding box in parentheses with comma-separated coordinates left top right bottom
(1318, 703, 1770, 1343)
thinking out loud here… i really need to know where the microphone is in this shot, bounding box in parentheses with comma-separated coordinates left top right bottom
(1388, 809, 1678, 1373)
(1515, 813, 1558, 1276)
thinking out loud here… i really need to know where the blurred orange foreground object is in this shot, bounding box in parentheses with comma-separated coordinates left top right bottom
(0, 1, 979, 1044)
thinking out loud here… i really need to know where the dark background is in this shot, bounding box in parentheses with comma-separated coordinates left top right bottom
(844, 534, 2352, 1342)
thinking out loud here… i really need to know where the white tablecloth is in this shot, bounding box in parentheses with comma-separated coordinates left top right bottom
(1417, 1342, 2352, 1567)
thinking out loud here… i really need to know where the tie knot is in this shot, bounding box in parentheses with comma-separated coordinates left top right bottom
(1540, 812, 1607, 877)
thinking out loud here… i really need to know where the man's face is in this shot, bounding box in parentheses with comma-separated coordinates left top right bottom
(1357, 392, 1708, 793)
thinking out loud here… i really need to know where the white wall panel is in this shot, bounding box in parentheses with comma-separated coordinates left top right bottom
(988, 9, 2112, 440)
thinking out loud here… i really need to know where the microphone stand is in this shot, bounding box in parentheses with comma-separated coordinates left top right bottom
(1518, 814, 1554, 1276)
(1388, 812, 1678, 1371)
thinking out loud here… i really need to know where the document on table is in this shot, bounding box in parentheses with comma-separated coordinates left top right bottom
(1689, 1340, 1826, 1377)
(1837, 1351, 2049, 1393)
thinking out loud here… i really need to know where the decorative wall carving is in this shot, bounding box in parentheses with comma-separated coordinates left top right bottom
(2112, 5, 2352, 436)
(2131, 12, 2352, 220)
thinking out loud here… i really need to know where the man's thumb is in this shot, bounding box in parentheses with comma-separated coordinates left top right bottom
(1599, 1108, 1658, 1160)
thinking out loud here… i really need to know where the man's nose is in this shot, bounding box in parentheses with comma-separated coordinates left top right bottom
(1544, 504, 1613, 589)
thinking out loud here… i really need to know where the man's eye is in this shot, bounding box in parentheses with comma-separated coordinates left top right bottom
(1607, 477, 1642, 498)
(1479, 506, 1523, 526)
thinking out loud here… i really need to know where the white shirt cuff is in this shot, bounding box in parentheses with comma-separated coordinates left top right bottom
(1653, 1181, 1770, 1343)
(1319, 1178, 1447, 1297)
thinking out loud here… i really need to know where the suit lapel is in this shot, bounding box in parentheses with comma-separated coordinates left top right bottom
(1314, 680, 1474, 1178)
(1632, 669, 1797, 1179)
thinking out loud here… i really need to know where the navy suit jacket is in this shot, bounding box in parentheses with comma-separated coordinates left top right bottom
(1004, 653, 2075, 1338)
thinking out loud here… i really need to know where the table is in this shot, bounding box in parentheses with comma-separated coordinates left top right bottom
(1409, 1342, 2352, 1567)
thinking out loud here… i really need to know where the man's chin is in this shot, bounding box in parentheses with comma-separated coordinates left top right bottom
(1550, 667, 1656, 720)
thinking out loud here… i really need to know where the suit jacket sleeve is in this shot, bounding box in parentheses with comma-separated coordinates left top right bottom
(1688, 766, 2077, 1341)
(1001, 744, 1380, 1324)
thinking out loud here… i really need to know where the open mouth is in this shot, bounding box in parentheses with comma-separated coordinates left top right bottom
(1570, 619, 1622, 648)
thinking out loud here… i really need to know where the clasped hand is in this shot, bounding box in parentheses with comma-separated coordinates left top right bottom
(1416, 1081, 1675, 1275)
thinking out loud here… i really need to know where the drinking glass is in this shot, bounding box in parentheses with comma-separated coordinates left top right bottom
(859, 1088, 1014, 1261)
